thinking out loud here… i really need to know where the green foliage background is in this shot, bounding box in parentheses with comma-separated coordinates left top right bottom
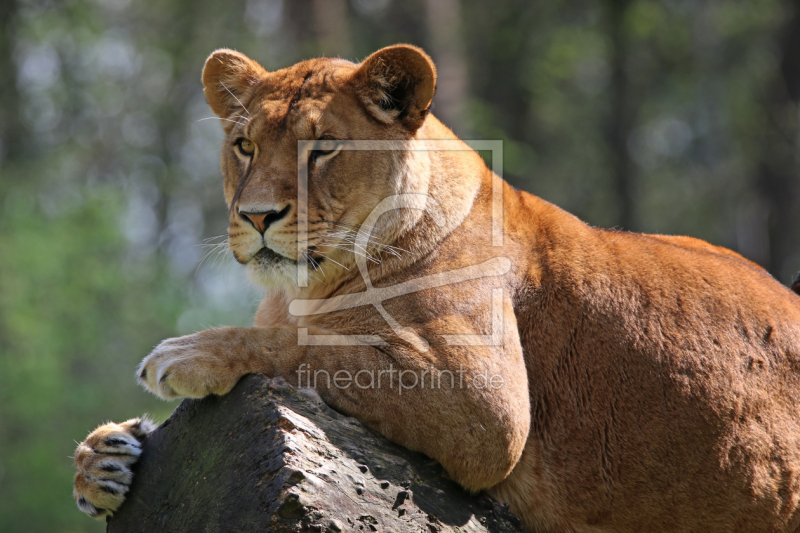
(0, 0, 798, 531)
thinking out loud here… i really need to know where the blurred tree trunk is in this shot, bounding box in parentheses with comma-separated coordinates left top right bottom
(607, 0, 636, 231)
(0, 0, 22, 166)
(424, 0, 470, 136)
(147, 0, 219, 253)
(752, 0, 800, 281)
(312, 0, 352, 59)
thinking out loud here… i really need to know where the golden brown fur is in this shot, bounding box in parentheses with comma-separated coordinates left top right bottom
(74, 45, 800, 532)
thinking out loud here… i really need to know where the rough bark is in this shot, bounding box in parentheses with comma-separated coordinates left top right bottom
(106, 374, 525, 533)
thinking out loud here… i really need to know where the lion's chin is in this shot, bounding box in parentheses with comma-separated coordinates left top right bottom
(245, 259, 296, 290)
(243, 247, 297, 289)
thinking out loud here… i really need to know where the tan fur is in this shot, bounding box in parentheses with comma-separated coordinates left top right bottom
(73, 45, 800, 532)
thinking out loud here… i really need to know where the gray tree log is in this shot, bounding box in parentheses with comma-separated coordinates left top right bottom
(107, 374, 526, 533)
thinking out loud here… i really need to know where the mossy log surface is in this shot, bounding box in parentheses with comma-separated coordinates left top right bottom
(107, 374, 525, 533)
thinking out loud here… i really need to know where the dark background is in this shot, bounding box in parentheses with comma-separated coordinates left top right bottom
(0, 0, 798, 531)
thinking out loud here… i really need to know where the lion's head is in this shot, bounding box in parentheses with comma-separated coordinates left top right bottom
(201, 45, 438, 290)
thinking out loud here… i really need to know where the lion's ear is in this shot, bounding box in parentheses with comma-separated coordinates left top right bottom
(352, 44, 437, 132)
(202, 49, 268, 121)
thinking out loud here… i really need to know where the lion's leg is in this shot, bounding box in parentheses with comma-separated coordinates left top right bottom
(73, 416, 157, 519)
(135, 318, 531, 492)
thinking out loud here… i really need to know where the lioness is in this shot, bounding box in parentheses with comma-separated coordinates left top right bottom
(74, 45, 800, 532)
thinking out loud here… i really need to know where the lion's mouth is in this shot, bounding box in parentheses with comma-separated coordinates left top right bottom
(251, 246, 327, 267)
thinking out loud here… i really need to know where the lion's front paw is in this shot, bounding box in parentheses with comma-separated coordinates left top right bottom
(73, 416, 156, 519)
(136, 332, 240, 400)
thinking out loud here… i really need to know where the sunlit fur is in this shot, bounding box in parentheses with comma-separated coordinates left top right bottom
(74, 45, 800, 532)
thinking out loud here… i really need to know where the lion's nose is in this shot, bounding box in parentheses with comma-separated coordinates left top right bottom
(238, 205, 290, 234)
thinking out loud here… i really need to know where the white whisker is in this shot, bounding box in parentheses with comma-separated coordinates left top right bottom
(220, 82, 251, 117)
(197, 117, 248, 127)
(202, 234, 230, 243)
(305, 219, 413, 270)
(312, 250, 349, 270)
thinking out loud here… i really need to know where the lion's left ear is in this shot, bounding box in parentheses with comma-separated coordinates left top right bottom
(352, 44, 437, 132)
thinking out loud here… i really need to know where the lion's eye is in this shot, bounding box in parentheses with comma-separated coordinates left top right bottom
(236, 139, 255, 156)
(311, 137, 340, 160)
(317, 139, 337, 154)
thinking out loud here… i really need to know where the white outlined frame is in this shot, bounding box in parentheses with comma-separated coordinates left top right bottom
(290, 140, 505, 351)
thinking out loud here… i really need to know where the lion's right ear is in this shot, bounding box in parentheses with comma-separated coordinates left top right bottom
(202, 49, 268, 121)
